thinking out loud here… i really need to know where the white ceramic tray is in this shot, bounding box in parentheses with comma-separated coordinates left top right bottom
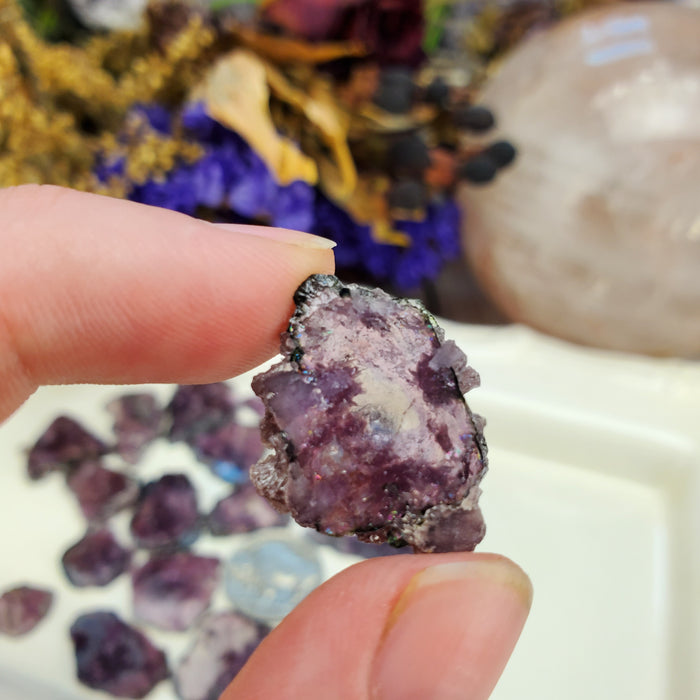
(1, 323, 698, 700)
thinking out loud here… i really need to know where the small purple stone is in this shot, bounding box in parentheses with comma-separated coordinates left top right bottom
(130, 474, 199, 549)
(27, 416, 107, 479)
(62, 529, 132, 587)
(107, 393, 164, 464)
(207, 484, 288, 536)
(174, 612, 269, 700)
(167, 383, 236, 443)
(0, 586, 53, 636)
(132, 552, 220, 631)
(251, 275, 488, 553)
(70, 611, 168, 698)
(67, 460, 139, 521)
(193, 422, 264, 483)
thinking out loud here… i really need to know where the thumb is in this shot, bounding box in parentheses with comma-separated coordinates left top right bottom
(224, 552, 532, 700)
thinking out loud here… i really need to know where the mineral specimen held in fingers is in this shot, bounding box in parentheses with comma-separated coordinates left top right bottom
(251, 274, 487, 553)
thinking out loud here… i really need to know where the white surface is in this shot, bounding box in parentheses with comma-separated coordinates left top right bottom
(1, 323, 699, 699)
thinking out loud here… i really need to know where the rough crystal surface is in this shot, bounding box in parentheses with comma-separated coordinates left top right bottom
(107, 393, 164, 464)
(70, 611, 168, 698)
(62, 529, 132, 587)
(208, 484, 288, 536)
(252, 274, 487, 553)
(27, 416, 107, 479)
(130, 474, 199, 549)
(67, 460, 139, 521)
(167, 383, 236, 443)
(174, 612, 269, 700)
(0, 586, 53, 636)
(132, 552, 220, 631)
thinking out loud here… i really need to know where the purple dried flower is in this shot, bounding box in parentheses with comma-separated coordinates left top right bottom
(62, 529, 132, 587)
(132, 552, 220, 631)
(167, 383, 236, 443)
(27, 416, 108, 480)
(130, 474, 199, 549)
(251, 275, 487, 553)
(67, 460, 139, 521)
(174, 612, 269, 700)
(107, 393, 164, 464)
(0, 586, 53, 636)
(208, 485, 288, 536)
(70, 611, 168, 698)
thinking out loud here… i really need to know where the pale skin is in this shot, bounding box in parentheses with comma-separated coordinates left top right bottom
(0, 185, 532, 700)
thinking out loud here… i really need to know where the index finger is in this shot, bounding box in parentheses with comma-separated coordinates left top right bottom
(0, 185, 335, 421)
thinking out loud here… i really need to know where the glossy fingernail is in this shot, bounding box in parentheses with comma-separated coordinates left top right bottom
(212, 223, 336, 250)
(371, 557, 533, 700)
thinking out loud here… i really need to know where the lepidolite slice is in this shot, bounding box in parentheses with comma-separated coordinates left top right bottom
(251, 275, 488, 553)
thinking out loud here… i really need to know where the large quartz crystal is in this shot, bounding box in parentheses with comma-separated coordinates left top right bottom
(251, 275, 487, 553)
(458, 3, 700, 357)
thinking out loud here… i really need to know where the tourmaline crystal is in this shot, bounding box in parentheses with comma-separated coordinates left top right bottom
(0, 586, 53, 636)
(27, 416, 107, 479)
(167, 383, 236, 443)
(62, 529, 132, 587)
(70, 611, 168, 698)
(252, 275, 488, 553)
(174, 612, 269, 700)
(207, 484, 288, 536)
(66, 460, 139, 521)
(130, 474, 200, 549)
(107, 393, 164, 464)
(132, 552, 220, 631)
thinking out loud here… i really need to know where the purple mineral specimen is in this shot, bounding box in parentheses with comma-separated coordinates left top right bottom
(174, 612, 269, 700)
(67, 460, 139, 521)
(192, 422, 264, 484)
(130, 474, 200, 549)
(70, 611, 168, 698)
(207, 484, 288, 536)
(167, 383, 236, 443)
(107, 393, 164, 464)
(62, 529, 132, 587)
(27, 416, 107, 479)
(132, 552, 220, 631)
(0, 586, 53, 636)
(251, 275, 488, 553)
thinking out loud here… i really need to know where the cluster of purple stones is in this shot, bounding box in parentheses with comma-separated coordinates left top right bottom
(12, 383, 286, 698)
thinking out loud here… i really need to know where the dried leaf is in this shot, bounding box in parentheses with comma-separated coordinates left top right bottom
(201, 50, 317, 185)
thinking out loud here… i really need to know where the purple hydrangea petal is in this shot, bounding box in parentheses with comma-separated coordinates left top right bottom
(132, 552, 220, 631)
(62, 529, 132, 587)
(0, 586, 53, 636)
(174, 612, 269, 700)
(27, 416, 108, 480)
(70, 611, 168, 698)
(130, 474, 199, 549)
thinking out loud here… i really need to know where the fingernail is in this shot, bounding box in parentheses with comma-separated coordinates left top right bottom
(371, 557, 533, 700)
(212, 223, 336, 250)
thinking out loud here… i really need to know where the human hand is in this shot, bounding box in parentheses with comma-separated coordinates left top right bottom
(0, 185, 531, 699)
